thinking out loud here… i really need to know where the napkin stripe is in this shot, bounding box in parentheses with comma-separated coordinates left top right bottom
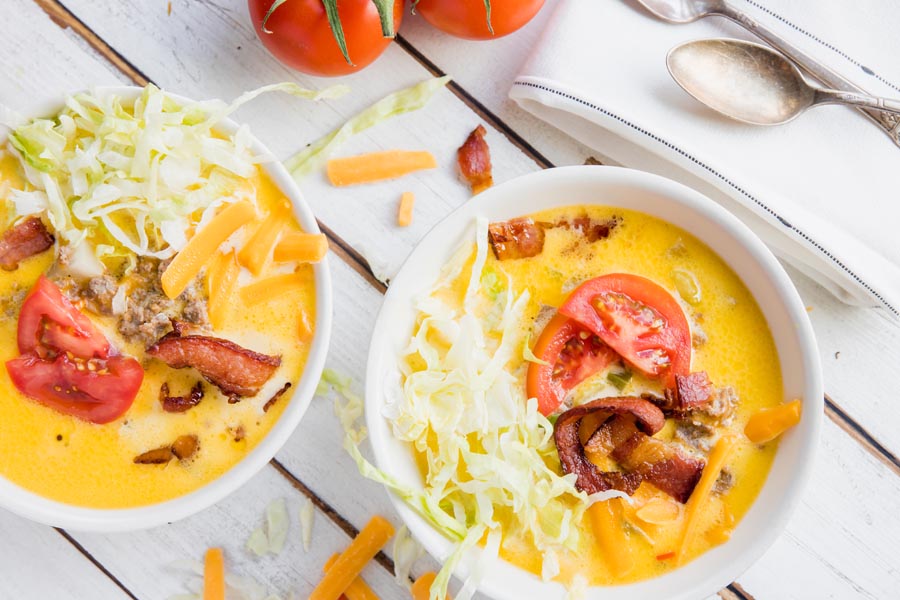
(512, 81, 898, 316)
(743, 0, 900, 93)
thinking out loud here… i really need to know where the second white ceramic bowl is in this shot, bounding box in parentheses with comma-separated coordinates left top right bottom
(365, 166, 822, 600)
(0, 86, 332, 531)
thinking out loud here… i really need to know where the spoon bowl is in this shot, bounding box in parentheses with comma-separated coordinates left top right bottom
(667, 38, 816, 125)
(668, 38, 900, 126)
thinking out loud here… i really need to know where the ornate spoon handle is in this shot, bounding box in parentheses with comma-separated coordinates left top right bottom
(717, 1, 900, 146)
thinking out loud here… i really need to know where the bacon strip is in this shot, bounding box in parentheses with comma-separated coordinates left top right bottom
(655, 371, 714, 414)
(488, 215, 619, 261)
(552, 216, 619, 243)
(457, 124, 493, 194)
(557, 396, 706, 502)
(147, 331, 281, 398)
(159, 381, 205, 413)
(554, 397, 665, 495)
(612, 423, 706, 503)
(488, 218, 545, 261)
(0, 217, 54, 270)
(263, 382, 292, 413)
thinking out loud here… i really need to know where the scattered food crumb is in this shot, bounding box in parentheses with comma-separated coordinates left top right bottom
(299, 497, 315, 552)
(584, 156, 603, 166)
(397, 191, 415, 227)
(834, 351, 840, 359)
(457, 124, 493, 194)
(167, 1, 172, 16)
(806, 305, 814, 312)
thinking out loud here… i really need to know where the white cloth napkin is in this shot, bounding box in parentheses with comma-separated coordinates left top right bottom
(510, 0, 900, 315)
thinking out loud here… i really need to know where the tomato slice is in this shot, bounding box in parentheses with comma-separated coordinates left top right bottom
(558, 273, 691, 388)
(17, 275, 109, 359)
(6, 353, 143, 424)
(7, 275, 142, 424)
(526, 313, 618, 415)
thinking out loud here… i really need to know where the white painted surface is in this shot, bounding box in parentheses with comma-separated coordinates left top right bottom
(0, 0, 898, 598)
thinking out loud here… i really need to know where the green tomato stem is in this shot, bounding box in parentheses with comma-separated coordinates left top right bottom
(371, 0, 396, 38)
(261, 0, 289, 33)
(322, 0, 353, 66)
(482, 0, 494, 35)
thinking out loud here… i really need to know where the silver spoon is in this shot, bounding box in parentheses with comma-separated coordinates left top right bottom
(634, 0, 900, 143)
(666, 38, 900, 126)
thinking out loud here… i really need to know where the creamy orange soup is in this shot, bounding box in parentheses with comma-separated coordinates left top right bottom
(402, 205, 785, 586)
(0, 151, 316, 508)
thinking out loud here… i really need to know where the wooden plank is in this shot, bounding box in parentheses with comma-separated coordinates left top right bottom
(737, 417, 900, 599)
(71, 466, 400, 599)
(8, 2, 900, 599)
(0, 512, 132, 599)
(396, 7, 594, 168)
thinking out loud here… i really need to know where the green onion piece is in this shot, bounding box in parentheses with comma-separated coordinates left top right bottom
(284, 75, 451, 179)
(673, 268, 702, 305)
(607, 370, 632, 391)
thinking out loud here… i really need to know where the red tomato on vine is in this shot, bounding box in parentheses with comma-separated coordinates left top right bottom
(248, 0, 403, 76)
(413, 0, 546, 40)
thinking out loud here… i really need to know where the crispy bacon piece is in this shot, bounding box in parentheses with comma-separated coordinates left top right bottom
(0, 217, 54, 270)
(553, 215, 619, 243)
(134, 446, 174, 464)
(611, 421, 706, 503)
(457, 124, 493, 194)
(554, 397, 666, 495)
(488, 215, 619, 261)
(557, 396, 706, 502)
(656, 371, 714, 414)
(171, 434, 199, 460)
(488, 218, 545, 261)
(147, 330, 281, 398)
(159, 381, 205, 413)
(263, 382, 292, 413)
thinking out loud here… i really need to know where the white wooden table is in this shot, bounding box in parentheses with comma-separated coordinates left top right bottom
(2, 2, 899, 599)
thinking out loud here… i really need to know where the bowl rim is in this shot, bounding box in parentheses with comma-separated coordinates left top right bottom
(365, 165, 822, 599)
(0, 85, 333, 531)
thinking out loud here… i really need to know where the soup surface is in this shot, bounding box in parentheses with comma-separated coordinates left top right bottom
(0, 118, 317, 508)
(394, 205, 787, 588)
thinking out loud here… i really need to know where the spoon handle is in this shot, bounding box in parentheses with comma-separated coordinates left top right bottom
(814, 89, 900, 117)
(716, 1, 900, 146)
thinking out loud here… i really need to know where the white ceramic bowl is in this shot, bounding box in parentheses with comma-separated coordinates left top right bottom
(0, 86, 332, 531)
(366, 166, 822, 600)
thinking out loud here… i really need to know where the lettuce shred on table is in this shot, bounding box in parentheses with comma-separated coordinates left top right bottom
(328, 218, 594, 600)
(5, 82, 342, 271)
(284, 76, 450, 180)
(392, 525, 425, 591)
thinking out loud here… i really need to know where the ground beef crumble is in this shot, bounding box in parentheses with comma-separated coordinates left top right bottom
(117, 257, 209, 345)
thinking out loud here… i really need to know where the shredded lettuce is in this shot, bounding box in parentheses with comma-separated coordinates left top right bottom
(6, 82, 338, 264)
(299, 497, 315, 552)
(284, 76, 450, 179)
(392, 525, 425, 590)
(246, 526, 269, 557)
(266, 497, 290, 555)
(333, 219, 593, 600)
(245, 498, 290, 556)
(522, 331, 549, 366)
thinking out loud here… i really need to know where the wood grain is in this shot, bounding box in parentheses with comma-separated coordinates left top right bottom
(0, 511, 131, 599)
(3, 0, 899, 598)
